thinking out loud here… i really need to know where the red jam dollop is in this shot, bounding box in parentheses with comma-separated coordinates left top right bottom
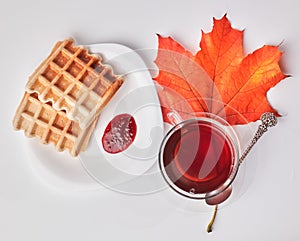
(102, 114, 137, 154)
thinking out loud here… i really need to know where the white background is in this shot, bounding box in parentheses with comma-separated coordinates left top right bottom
(1, 0, 299, 240)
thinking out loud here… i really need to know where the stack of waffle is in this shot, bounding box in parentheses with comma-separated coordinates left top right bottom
(13, 39, 124, 156)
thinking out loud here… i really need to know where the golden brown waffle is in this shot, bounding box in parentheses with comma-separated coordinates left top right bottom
(13, 92, 97, 157)
(26, 39, 123, 128)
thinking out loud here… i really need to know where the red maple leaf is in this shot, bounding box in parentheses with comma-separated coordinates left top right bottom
(154, 15, 288, 125)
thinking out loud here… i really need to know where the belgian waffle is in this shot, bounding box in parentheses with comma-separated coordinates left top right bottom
(13, 92, 97, 157)
(26, 39, 123, 128)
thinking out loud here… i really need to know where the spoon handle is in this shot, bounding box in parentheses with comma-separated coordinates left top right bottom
(239, 112, 278, 164)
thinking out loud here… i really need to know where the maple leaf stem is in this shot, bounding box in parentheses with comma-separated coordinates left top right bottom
(206, 205, 218, 233)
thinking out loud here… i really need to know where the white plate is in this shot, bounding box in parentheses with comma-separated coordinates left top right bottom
(79, 43, 165, 193)
(28, 138, 101, 192)
(28, 43, 164, 192)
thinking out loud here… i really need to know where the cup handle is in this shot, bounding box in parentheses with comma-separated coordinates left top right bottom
(166, 110, 184, 126)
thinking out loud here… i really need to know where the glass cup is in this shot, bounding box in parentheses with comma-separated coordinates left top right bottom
(159, 112, 241, 204)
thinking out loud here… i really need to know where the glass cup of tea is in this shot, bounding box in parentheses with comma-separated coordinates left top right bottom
(158, 111, 241, 205)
